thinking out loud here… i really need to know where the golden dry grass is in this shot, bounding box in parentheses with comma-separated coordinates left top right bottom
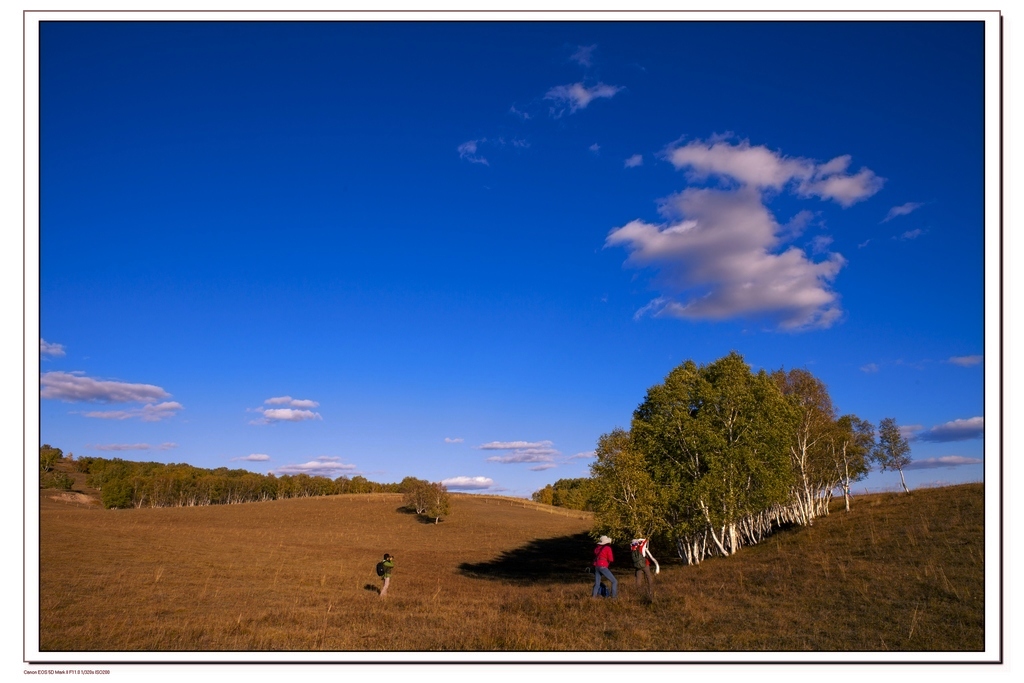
(38, 481, 984, 652)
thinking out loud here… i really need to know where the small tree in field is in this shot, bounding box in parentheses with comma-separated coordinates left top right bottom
(828, 415, 875, 512)
(424, 482, 451, 524)
(402, 478, 432, 514)
(874, 417, 912, 494)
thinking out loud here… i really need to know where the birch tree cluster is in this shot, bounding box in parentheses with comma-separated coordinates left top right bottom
(589, 351, 883, 565)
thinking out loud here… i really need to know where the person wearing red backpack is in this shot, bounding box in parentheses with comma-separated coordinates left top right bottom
(591, 536, 617, 598)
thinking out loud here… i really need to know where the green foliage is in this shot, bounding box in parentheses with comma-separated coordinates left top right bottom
(68, 452, 405, 509)
(402, 478, 433, 514)
(40, 470, 74, 490)
(589, 428, 664, 541)
(772, 367, 839, 523)
(874, 417, 912, 493)
(531, 484, 555, 506)
(550, 478, 597, 511)
(424, 482, 451, 523)
(40, 445, 63, 473)
(826, 414, 875, 512)
(596, 351, 801, 563)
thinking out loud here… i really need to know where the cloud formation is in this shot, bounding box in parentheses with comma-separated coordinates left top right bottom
(479, 440, 561, 465)
(948, 355, 983, 367)
(91, 442, 177, 451)
(80, 401, 184, 422)
(570, 44, 597, 67)
(251, 408, 322, 425)
(665, 139, 883, 207)
(569, 451, 596, 460)
(40, 339, 66, 358)
(272, 456, 355, 477)
(458, 139, 489, 165)
(441, 476, 495, 491)
(904, 455, 983, 470)
(545, 82, 623, 117)
(882, 202, 924, 222)
(624, 154, 643, 168)
(608, 186, 845, 330)
(41, 371, 171, 403)
(250, 396, 323, 424)
(606, 137, 883, 331)
(916, 417, 984, 443)
(860, 363, 880, 373)
(265, 396, 320, 409)
(444, 437, 464, 444)
(233, 453, 271, 462)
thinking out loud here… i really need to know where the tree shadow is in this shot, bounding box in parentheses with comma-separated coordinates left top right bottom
(363, 583, 380, 594)
(458, 532, 598, 585)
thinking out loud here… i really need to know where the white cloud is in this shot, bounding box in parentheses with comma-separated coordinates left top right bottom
(81, 401, 183, 422)
(860, 363, 880, 373)
(899, 424, 925, 440)
(486, 452, 556, 464)
(605, 136, 885, 331)
(250, 407, 323, 425)
(780, 210, 816, 241)
(41, 339, 66, 358)
(233, 453, 271, 462)
(948, 355, 983, 367)
(589, 143, 601, 154)
(441, 476, 495, 491)
(444, 437, 464, 444)
(607, 186, 845, 330)
(544, 82, 623, 117)
(41, 371, 171, 403)
(916, 417, 984, 443)
(458, 139, 489, 165)
(265, 396, 320, 409)
(272, 456, 356, 478)
(882, 202, 924, 222)
(896, 228, 924, 240)
(479, 440, 553, 450)
(904, 456, 983, 470)
(624, 154, 643, 168)
(480, 439, 561, 465)
(570, 44, 597, 67)
(91, 442, 177, 451)
(810, 235, 833, 255)
(530, 464, 557, 471)
(509, 105, 531, 120)
(665, 139, 882, 206)
(569, 451, 596, 460)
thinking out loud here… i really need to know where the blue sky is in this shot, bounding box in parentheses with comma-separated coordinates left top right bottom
(36, 19, 993, 498)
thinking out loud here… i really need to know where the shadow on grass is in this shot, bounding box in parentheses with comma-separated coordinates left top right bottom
(458, 531, 597, 585)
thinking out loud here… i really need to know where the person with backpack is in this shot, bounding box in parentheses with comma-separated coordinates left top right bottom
(630, 538, 656, 601)
(591, 536, 617, 598)
(377, 553, 394, 598)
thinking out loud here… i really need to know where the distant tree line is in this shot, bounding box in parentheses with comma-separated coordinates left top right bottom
(532, 351, 912, 565)
(68, 456, 429, 510)
(530, 477, 597, 511)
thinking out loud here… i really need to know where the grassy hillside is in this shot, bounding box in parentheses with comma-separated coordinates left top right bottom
(38, 476, 984, 652)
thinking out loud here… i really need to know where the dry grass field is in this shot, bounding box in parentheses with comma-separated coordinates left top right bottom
(38, 474, 985, 653)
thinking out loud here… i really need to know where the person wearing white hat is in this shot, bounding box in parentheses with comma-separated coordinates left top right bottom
(591, 535, 617, 598)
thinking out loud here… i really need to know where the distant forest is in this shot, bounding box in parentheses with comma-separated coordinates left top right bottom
(41, 446, 429, 509)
